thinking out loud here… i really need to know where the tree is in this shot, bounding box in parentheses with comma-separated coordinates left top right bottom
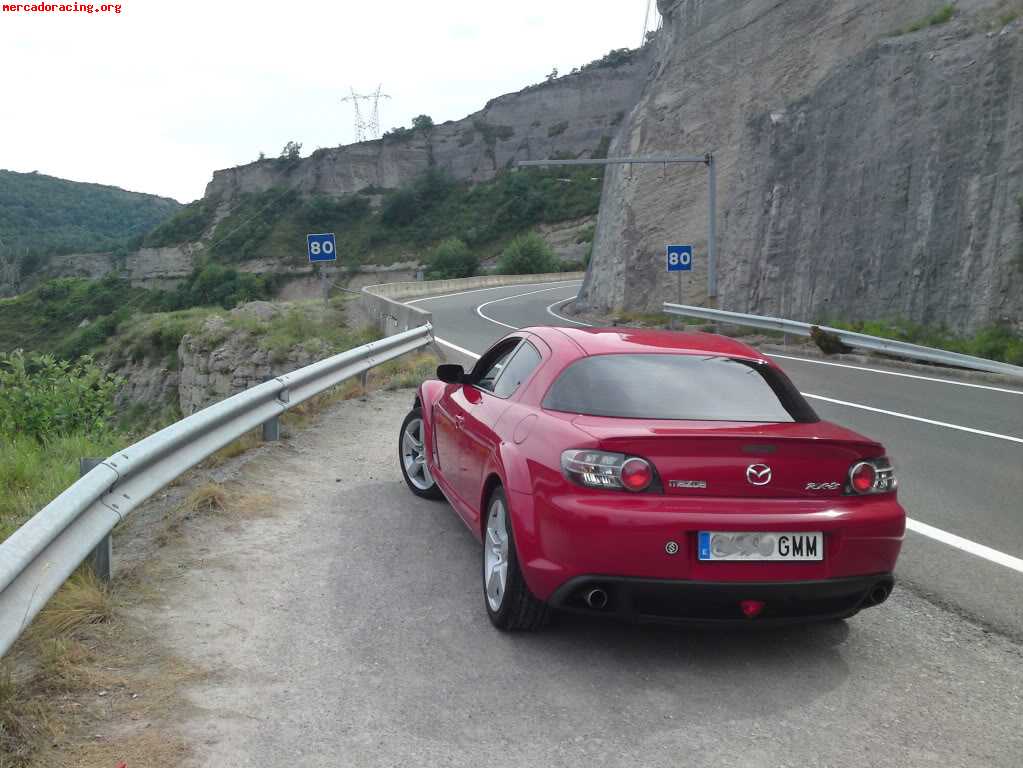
(257, 151, 266, 161)
(412, 114, 435, 134)
(279, 141, 302, 161)
(497, 232, 559, 275)
(426, 238, 478, 279)
(546, 67, 559, 82)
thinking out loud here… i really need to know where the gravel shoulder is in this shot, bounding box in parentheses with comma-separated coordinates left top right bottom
(132, 389, 1023, 767)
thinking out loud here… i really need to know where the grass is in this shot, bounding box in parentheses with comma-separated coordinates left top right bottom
(890, 3, 956, 35)
(612, 310, 672, 327)
(822, 318, 1023, 365)
(185, 482, 229, 514)
(203, 429, 262, 468)
(0, 431, 124, 544)
(24, 569, 113, 643)
(106, 306, 221, 366)
(1, 564, 197, 767)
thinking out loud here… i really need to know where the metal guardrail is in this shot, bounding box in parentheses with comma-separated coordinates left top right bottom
(663, 303, 1023, 380)
(0, 325, 433, 657)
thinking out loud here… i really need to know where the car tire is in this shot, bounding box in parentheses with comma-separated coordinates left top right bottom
(399, 408, 444, 500)
(483, 486, 548, 631)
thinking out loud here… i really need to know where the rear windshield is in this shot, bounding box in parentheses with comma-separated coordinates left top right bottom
(542, 354, 818, 423)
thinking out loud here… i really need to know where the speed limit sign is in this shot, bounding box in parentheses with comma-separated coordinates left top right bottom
(666, 244, 693, 272)
(307, 233, 337, 263)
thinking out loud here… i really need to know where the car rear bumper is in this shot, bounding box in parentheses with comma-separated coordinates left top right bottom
(508, 489, 906, 601)
(548, 573, 895, 626)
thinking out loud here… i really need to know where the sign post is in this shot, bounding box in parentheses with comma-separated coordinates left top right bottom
(666, 244, 693, 330)
(307, 233, 338, 304)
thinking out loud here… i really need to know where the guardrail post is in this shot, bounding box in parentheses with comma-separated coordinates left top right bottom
(262, 416, 280, 442)
(79, 458, 112, 582)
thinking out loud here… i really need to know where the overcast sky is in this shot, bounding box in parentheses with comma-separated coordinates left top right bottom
(0, 0, 658, 203)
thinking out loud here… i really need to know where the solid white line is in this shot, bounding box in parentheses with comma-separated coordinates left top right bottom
(433, 337, 481, 359)
(435, 334, 1023, 574)
(546, 297, 593, 326)
(769, 353, 1023, 396)
(906, 518, 1023, 574)
(803, 393, 1023, 445)
(476, 284, 582, 330)
(406, 279, 583, 305)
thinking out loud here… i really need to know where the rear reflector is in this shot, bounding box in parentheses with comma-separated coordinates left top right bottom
(850, 462, 877, 493)
(847, 457, 896, 495)
(620, 458, 653, 491)
(740, 600, 765, 619)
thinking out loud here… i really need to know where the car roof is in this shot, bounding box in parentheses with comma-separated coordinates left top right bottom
(520, 326, 770, 362)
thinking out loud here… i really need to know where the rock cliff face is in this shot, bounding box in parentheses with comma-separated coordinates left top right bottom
(176, 303, 333, 415)
(204, 53, 652, 202)
(579, 0, 1023, 333)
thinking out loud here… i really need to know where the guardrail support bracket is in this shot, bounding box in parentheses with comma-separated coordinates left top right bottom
(262, 416, 280, 442)
(90, 534, 113, 583)
(80, 458, 113, 582)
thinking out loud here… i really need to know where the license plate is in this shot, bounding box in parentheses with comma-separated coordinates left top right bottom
(697, 531, 823, 561)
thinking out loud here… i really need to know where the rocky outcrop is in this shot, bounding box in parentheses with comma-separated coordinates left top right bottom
(176, 304, 330, 415)
(204, 52, 652, 202)
(579, 0, 1023, 334)
(112, 359, 180, 412)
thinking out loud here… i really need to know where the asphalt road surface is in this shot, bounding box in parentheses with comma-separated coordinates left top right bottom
(166, 391, 1022, 767)
(159, 282, 1023, 766)
(412, 280, 1023, 640)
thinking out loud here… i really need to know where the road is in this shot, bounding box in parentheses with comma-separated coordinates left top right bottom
(158, 280, 1023, 766)
(164, 391, 1022, 768)
(413, 280, 1023, 640)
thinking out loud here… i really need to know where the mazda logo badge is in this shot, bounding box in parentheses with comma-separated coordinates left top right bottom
(746, 464, 772, 486)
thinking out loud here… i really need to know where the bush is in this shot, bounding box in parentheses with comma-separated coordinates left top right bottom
(159, 263, 276, 311)
(0, 351, 120, 441)
(427, 238, 478, 279)
(497, 232, 559, 275)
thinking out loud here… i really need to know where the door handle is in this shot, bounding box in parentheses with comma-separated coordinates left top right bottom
(454, 414, 465, 429)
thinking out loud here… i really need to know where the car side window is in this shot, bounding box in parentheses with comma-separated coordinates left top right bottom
(491, 341, 542, 398)
(472, 340, 521, 393)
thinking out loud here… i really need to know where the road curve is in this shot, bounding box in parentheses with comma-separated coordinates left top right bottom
(414, 280, 1023, 640)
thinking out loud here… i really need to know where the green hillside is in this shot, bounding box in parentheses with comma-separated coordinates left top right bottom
(145, 165, 602, 268)
(0, 169, 182, 276)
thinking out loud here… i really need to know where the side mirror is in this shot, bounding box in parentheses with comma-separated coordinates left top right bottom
(436, 364, 467, 384)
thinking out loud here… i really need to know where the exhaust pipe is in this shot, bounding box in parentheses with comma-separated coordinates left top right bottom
(584, 588, 609, 610)
(866, 583, 891, 606)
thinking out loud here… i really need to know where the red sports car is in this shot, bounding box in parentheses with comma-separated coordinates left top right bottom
(398, 327, 905, 630)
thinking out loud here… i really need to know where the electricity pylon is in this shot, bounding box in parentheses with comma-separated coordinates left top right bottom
(341, 85, 391, 142)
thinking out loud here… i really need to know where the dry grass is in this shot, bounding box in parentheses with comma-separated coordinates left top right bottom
(203, 429, 262, 468)
(25, 569, 113, 644)
(1, 564, 200, 768)
(185, 483, 228, 515)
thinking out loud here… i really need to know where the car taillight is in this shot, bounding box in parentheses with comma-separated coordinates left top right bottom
(561, 450, 658, 492)
(620, 458, 653, 491)
(847, 457, 897, 495)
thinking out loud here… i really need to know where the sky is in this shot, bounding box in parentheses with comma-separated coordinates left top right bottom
(0, 0, 659, 203)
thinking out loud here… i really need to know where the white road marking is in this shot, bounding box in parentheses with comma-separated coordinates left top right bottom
(406, 279, 583, 305)
(475, 284, 583, 330)
(434, 333, 1023, 575)
(546, 297, 593, 326)
(906, 519, 1023, 574)
(769, 353, 1023, 396)
(433, 337, 481, 359)
(804, 393, 1023, 445)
